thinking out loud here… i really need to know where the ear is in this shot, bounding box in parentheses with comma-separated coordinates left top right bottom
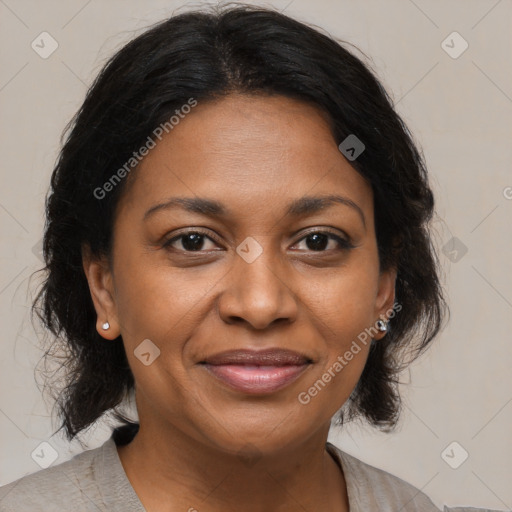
(373, 266, 398, 340)
(82, 244, 120, 340)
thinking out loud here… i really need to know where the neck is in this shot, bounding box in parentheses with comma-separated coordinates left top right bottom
(116, 419, 349, 512)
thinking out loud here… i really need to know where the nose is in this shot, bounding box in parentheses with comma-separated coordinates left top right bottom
(217, 247, 298, 330)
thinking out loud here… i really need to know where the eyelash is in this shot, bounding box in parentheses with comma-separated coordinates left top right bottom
(162, 228, 355, 254)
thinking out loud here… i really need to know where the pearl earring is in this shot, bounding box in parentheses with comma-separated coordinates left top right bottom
(102, 321, 110, 330)
(376, 319, 388, 332)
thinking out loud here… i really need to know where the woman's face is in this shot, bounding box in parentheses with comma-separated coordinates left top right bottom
(86, 93, 396, 455)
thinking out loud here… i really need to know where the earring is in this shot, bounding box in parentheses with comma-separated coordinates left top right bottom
(102, 321, 110, 331)
(376, 319, 388, 332)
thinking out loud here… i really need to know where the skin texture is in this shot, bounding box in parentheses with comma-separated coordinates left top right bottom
(83, 93, 397, 512)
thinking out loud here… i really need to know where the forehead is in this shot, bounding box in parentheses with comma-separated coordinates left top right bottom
(118, 93, 373, 223)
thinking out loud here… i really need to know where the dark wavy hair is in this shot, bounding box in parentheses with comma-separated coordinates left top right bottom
(32, 2, 447, 443)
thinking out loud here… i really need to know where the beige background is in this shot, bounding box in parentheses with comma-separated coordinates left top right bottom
(0, 0, 511, 509)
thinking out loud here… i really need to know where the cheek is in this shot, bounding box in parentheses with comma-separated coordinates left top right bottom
(112, 246, 222, 342)
(299, 261, 378, 397)
(304, 260, 379, 337)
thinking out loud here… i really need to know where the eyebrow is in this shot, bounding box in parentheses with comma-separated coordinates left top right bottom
(143, 194, 366, 228)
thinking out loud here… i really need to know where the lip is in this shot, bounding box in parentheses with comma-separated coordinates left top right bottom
(199, 349, 313, 395)
(201, 348, 312, 366)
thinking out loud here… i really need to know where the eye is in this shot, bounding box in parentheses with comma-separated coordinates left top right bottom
(163, 228, 355, 254)
(291, 230, 354, 252)
(163, 230, 220, 252)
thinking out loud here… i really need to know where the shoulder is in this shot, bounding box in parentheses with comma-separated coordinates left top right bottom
(327, 442, 440, 511)
(326, 442, 502, 512)
(0, 437, 142, 512)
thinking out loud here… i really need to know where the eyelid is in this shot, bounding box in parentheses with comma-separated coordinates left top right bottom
(294, 226, 351, 242)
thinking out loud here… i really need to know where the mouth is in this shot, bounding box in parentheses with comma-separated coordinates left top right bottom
(199, 348, 313, 395)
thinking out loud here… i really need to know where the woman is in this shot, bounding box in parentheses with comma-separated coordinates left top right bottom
(0, 4, 501, 511)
